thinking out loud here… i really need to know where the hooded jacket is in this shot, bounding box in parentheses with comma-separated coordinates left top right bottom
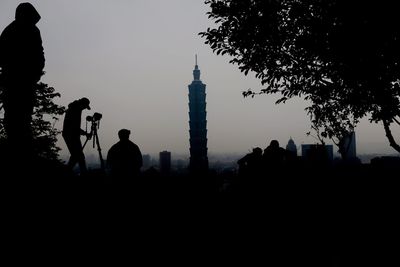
(0, 2, 45, 83)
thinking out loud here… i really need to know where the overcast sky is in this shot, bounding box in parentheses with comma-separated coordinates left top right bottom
(0, 0, 396, 160)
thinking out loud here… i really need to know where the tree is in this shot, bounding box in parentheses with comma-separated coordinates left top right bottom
(0, 82, 65, 162)
(200, 0, 400, 155)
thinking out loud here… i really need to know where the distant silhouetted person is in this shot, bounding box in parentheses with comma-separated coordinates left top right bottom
(263, 140, 286, 171)
(238, 147, 263, 176)
(237, 147, 263, 191)
(107, 129, 143, 183)
(0, 3, 45, 165)
(62, 98, 91, 174)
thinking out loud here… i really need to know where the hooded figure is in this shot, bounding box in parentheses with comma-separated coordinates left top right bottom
(0, 3, 45, 169)
(0, 2, 45, 83)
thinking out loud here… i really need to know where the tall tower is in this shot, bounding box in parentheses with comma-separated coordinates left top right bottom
(188, 55, 208, 172)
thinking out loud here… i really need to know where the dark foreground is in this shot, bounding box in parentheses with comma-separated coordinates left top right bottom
(1, 163, 398, 266)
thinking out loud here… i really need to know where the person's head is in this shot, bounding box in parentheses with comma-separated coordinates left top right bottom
(252, 147, 262, 155)
(118, 129, 131, 141)
(78, 97, 91, 110)
(15, 3, 41, 25)
(269, 140, 280, 149)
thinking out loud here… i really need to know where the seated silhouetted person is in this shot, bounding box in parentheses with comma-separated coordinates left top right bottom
(107, 129, 143, 183)
(0, 3, 45, 166)
(263, 140, 286, 172)
(237, 147, 263, 191)
(238, 147, 263, 177)
(62, 98, 91, 174)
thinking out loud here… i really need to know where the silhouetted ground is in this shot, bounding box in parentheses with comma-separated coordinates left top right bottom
(1, 163, 397, 266)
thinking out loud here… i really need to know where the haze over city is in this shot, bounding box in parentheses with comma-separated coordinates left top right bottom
(0, 0, 396, 160)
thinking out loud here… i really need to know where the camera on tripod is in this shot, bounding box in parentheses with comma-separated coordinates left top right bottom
(86, 112, 102, 125)
(83, 112, 105, 170)
(85, 112, 102, 140)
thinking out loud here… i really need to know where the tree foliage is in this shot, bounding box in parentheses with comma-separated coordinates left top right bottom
(0, 82, 65, 161)
(201, 0, 400, 154)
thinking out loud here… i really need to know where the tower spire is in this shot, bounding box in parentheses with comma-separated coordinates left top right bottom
(193, 54, 200, 80)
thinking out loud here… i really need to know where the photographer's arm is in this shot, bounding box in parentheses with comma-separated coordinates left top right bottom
(81, 129, 91, 139)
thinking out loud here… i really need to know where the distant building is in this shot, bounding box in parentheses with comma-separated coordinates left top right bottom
(302, 144, 334, 162)
(286, 137, 297, 156)
(342, 131, 357, 159)
(188, 55, 209, 172)
(173, 159, 187, 171)
(159, 151, 171, 174)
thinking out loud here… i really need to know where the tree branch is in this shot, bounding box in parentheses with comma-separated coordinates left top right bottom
(393, 116, 400, 126)
(383, 120, 400, 153)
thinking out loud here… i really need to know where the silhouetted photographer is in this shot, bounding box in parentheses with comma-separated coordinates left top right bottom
(0, 3, 45, 167)
(62, 98, 91, 174)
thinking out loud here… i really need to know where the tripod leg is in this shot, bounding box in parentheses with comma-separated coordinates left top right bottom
(82, 138, 90, 150)
(82, 128, 93, 150)
(94, 132, 105, 171)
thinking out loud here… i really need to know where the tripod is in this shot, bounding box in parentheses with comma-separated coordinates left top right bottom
(83, 119, 105, 171)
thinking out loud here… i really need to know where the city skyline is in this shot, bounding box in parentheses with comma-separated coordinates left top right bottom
(0, 0, 397, 159)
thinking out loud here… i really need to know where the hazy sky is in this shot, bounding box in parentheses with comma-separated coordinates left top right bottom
(0, 0, 397, 160)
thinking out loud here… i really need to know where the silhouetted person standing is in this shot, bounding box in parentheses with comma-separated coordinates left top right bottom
(107, 129, 143, 183)
(62, 98, 91, 174)
(0, 3, 45, 168)
(263, 140, 286, 172)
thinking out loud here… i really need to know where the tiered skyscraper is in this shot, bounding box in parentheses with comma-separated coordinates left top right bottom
(188, 55, 208, 172)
